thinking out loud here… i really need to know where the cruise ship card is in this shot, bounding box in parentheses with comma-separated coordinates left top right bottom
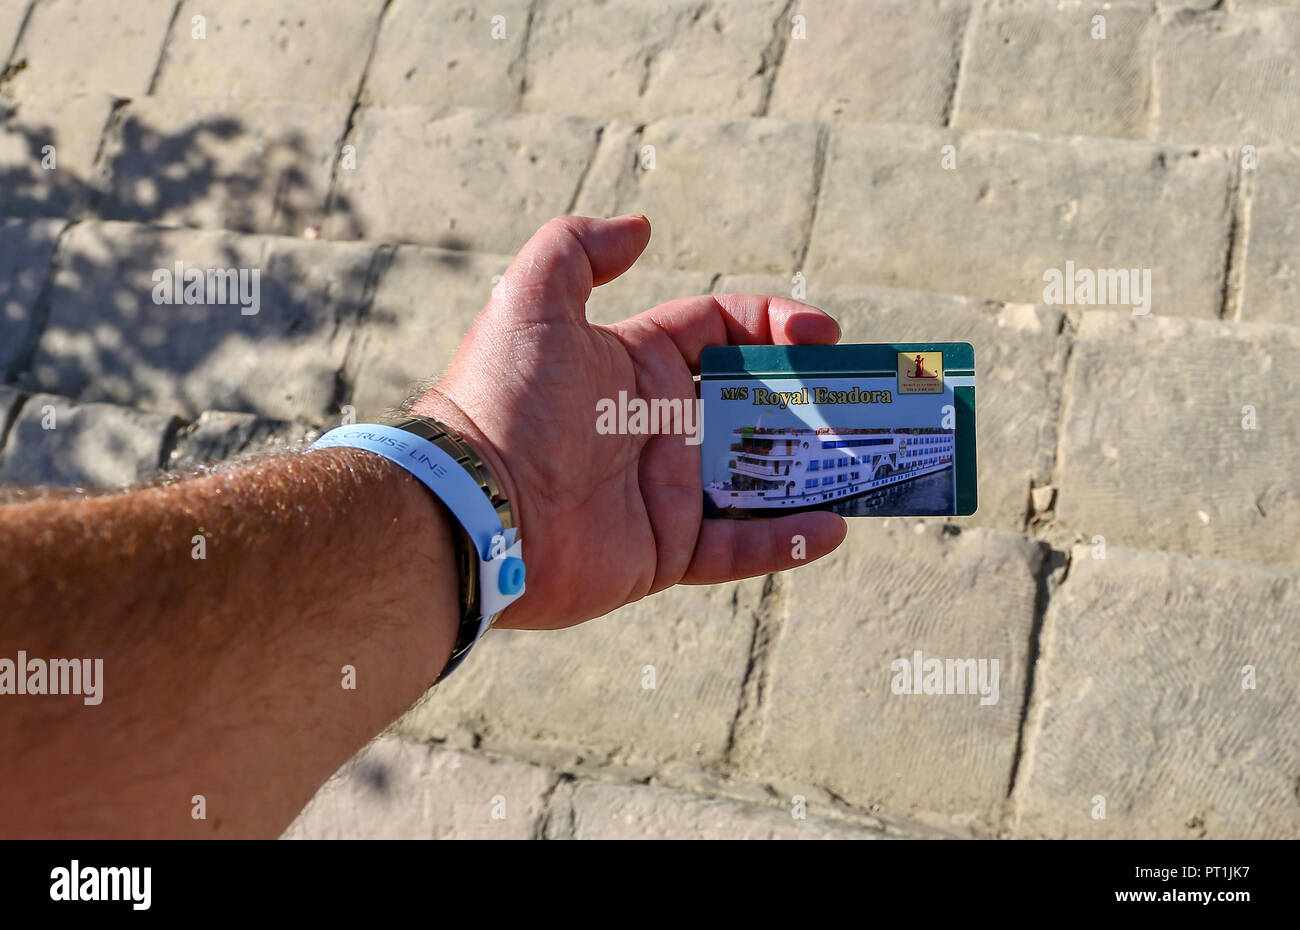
(700, 343, 976, 518)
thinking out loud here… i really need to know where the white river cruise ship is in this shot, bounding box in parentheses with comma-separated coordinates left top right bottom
(705, 426, 954, 513)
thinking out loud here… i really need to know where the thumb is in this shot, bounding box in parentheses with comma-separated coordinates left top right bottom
(492, 214, 651, 323)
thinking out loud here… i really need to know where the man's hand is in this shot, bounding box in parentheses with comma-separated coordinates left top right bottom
(413, 214, 848, 631)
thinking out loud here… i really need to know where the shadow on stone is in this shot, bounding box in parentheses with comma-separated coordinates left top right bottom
(0, 103, 404, 461)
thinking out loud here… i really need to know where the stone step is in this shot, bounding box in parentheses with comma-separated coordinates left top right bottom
(0, 387, 320, 490)
(952, 2, 1300, 146)
(7, 1, 1300, 146)
(0, 388, 178, 489)
(1051, 311, 1300, 571)
(5, 97, 1296, 325)
(741, 522, 1048, 837)
(283, 734, 903, 839)
(1013, 543, 1300, 839)
(554, 779, 901, 840)
(394, 521, 1298, 837)
(289, 533, 1300, 841)
(3, 220, 378, 424)
(283, 736, 561, 840)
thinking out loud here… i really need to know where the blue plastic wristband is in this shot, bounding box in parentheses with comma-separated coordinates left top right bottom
(309, 424, 525, 655)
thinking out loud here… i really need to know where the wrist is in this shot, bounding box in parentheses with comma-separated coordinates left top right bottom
(308, 407, 526, 675)
(310, 446, 462, 677)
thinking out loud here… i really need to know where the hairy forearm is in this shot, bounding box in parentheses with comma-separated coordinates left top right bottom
(0, 447, 459, 838)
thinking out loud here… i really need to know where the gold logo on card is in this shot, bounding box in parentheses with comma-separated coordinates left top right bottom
(898, 352, 943, 394)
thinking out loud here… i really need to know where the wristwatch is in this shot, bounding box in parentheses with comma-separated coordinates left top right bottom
(386, 415, 517, 681)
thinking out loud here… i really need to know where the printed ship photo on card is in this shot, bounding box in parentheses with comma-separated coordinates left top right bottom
(700, 344, 977, 519)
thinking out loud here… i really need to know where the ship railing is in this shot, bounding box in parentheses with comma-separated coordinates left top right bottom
(730, 461, 787, 478)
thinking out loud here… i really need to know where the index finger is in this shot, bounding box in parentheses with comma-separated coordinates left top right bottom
(612, 294, 842, 374)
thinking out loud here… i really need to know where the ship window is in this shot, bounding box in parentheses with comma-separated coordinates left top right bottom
(808, 460, 819, 472)
(821, 476, 834, 486)
(823, 458, 834, 467)
(805, 479, 818, 489)
(838, 474, 846, 483)
(822, 441, 834, 449)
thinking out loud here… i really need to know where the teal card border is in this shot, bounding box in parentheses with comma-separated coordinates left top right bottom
(953, 383, 976, 515)
(700, 343, 978, 516)
(700, 342, 975, 379)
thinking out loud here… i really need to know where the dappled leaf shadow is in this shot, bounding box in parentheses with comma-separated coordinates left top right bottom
(0, 99, 404, 438)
